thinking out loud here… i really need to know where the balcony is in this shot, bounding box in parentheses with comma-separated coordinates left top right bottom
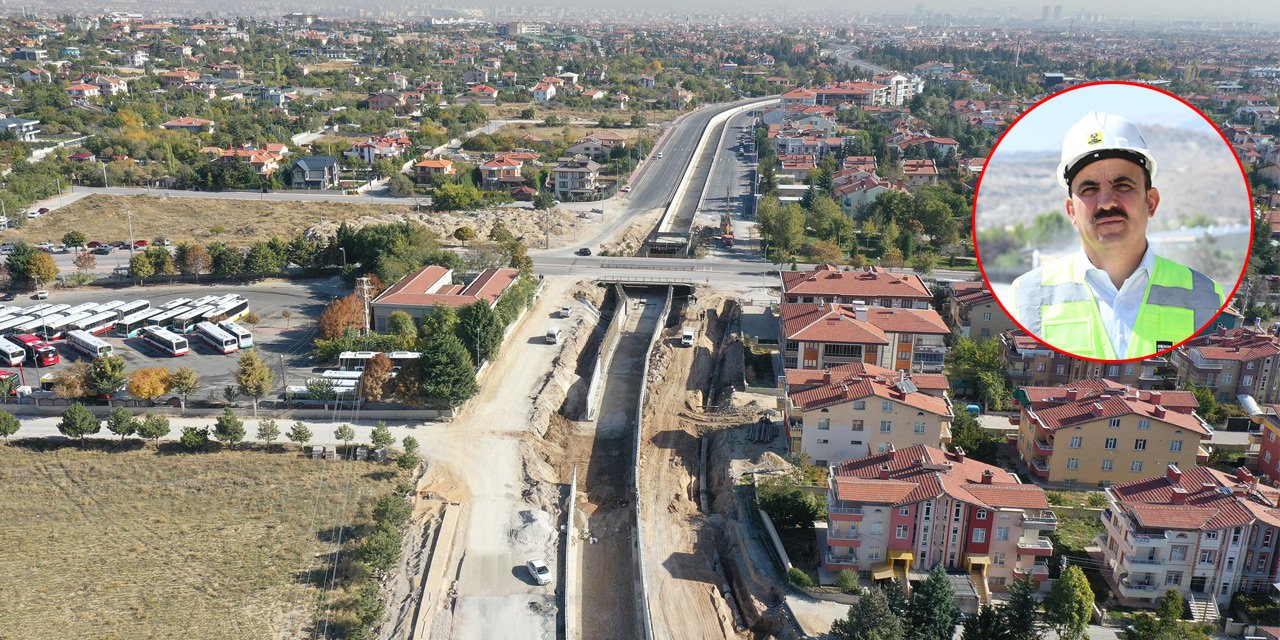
(1127, 556, 1166, 568)
(827, 530, 862, 547)
(1032, 438, 1054, 456)
(824, 553, 857, 568)
(1014, 561, 1051, 578)
(1021, 510, 1058, 530)
(828, 505, 863, 522)
(1030, 458, 1050, 479)
(1118, 579, 1161, 598)
(1017, 538, 1054, 557)
(1126, 532, 1170, 549)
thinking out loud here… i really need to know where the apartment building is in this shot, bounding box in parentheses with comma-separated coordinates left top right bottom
(780, 303, 949, 372)
(1002, 329, 1170, 390)
(1174, 327, 1280, 404)
(1016, 381, 1211, 487)
(784, 363, 952, 466)
(780, 264, 933, 309)
(945, 281, 1016, 340)
(824, 445, 1055, 602)
(1101, 464, 1280, 612)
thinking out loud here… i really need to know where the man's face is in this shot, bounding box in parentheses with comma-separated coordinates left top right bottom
(1065, 157, 1159, 256)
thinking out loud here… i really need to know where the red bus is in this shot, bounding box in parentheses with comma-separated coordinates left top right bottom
(6, 333, 60, 366)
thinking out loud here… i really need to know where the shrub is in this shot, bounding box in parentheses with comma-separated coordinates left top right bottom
(788, 567, 814, 588)
(836, 569, 859, 594)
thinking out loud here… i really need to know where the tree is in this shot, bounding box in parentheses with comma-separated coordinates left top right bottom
(169, 367, 200, 414)
(402, 435, 419, 456)
(807, 239, 846, 264)
(488, 221, 515, 244)
(62, 231, 86, 248)
(961, 605, 1009, 640)
(335, 423, 355, 456)
(244, 242, 283, 279)
(257, 418, 281, 445)
(176, 242, 211, 279)
(756, 477, 823, 529)
(387, 172, 415, 196)
(1189, 384, 1221, 424)
(1043, 565, 1093, 640)
(1005, 576, 1043, 640)
(359, 353, 394, 403)
(209, 243, 246, 280)
(287, 421, 313, 446)
(532, 191, 556, 210)
(457, 301, 504, 365)
(179, 426, 210, 451)
(58, 402, 100, 446)
(129, 251, 155, 281)
(433, 182, 483, 211)
(384, 313, 417, 349)
(418, 333, 478, 408)
(909, 252, 937, 275)
(73, 251, 96, 273)
(453, 226, 476, 246)
(317, 294, 366, 338)
(145, 246, 177, 279)
(905, 564, 959, 640)
(835, 569, 859, 593)
(949, 410, 1000, 464)
(883, 580, 909, 620)
(0, 375, 14, 404)
(136, 414, 171, 445)
(830, 587, 904, 640)
(397, 450, 420, 470)
(127, 367, 171, 403)
(105, 406, 138, 442)
(28, 251, 58, 288)
(86, 355, 129, 406)
(212, 407, 246, 446)
(52, 361, 90, 399)
(0, 412, 20, 441)
(370, 420, 395, 450)
(234, 349, 273, 416)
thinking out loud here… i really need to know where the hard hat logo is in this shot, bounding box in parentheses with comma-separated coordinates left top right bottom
(1087, 132, 1103, 145)
(1056, 111, 1158, 191)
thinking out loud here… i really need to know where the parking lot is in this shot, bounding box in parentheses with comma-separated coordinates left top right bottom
(0, 277, 349, 402)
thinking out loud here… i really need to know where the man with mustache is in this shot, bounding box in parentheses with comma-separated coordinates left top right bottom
(1008, 111, 1224, 360)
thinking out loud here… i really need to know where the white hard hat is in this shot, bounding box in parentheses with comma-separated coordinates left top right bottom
(1056, 111, 1157, 191)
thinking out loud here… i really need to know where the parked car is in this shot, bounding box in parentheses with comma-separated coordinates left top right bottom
(37, 207, 49, 214)
(133, 240, 149, 247)
(26, 211, 39, 219)
(526, 558, 552, 585)
(620, 185, 631, 193)
(0, 291, 14, 301)
(32, 290, 48, 300)
(91, 246, 112, 255)
(575, 247, 592, 256)
(86, 241, 102, 248)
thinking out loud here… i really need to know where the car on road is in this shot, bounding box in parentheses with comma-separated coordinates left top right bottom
(91, 246, 112, 255)
(655, 152, 663, 159)
(32, 290, 49, 300)
(26, 211, 40, 219)
(575, 247, 592, 256)
(86, 241, 102, 248)
(134, 240, 149, 247)
(0, 291, 14, 301)
(620, 185, 631, 193)
(37, 207, 49, 214)
(526, 558, 552, 585)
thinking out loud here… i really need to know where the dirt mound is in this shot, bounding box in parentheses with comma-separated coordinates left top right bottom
(752, 451, 792, 474)
(306, 206, 588, 249)
(600, 208, 663, 256)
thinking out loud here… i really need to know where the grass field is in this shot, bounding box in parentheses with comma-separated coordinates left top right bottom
(491, 122, 652, 144)
(3, 194, 417, 247)
(0, 441, 401, 639)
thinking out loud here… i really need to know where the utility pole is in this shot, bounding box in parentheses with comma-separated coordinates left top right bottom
(356, 276, 371, 335)
(102, 161, 108, 188)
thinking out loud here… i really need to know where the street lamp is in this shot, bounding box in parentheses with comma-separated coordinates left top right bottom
(339, 247, 347, 268)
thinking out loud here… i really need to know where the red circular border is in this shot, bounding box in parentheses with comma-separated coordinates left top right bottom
(971, 80, 1256, 365)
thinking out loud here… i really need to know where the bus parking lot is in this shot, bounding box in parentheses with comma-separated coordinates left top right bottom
(0, 278, 349, 402)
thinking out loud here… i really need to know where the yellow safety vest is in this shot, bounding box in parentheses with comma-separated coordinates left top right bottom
(1010, 255, 1224, 360)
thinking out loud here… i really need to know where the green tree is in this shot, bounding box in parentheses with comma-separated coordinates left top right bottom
(402, 435, 419, 456)
(86, 355, 129, 406)
(335, 423, 355, 456)
(105, 406, 138, 442)
(385, 311, 418, 348)
(831, 587, 904, 640)
(909, 252, 937, 275)
(234, 349, 273, 416)
(358, 522, 402, 572)
(257, 418, 281, 444)
(397, 450, 420, 470)
(129, 251, 155, 281)
(1189, 384, 1221, 423)
(244, 241, 283, 279)
(0, 375, 17, 404)
(433, 182, 483, 211)
(949, 410, 1000, 464)
(756, 477, 822, 529)
(835, 569, 859, 593)
(212, 407, 246, 446)
(452, 226, 476, 246)
(532, 191, 556, 210)
(457, 301, 504, 365)
(883, 580, 909, 619)
(1043, 565, 1093, 640)
(136, 414, 171, 445)
(961, 605, 1009, 640)
(209, 243, 245, 279)
(0, 412, 19, 441)
(169, 367, 200, 414)
(58, 402, 100, 446)
(418, 333, 478, 408)
(1005, 576, 1043, 640)
(179, 426, 210, 451)
(387, 172, 415, 196)
(62, 231, 87, 249)
(905, 564, 959, 640)
(287, 420, 312, 446)
(145, 246, 177, 278)
(370, 420, 395, 450)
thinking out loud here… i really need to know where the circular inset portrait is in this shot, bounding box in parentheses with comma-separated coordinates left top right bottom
(974, 81, 1252, 363)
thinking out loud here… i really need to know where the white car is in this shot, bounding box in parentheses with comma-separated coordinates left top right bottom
(33, 290, 49, 300)
(526, 558, 552, 585)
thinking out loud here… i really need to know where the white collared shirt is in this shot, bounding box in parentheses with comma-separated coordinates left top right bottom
(1076, 245, 1156, 358)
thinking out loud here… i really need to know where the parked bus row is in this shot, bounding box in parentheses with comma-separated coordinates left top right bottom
(337, 350, 421, 372)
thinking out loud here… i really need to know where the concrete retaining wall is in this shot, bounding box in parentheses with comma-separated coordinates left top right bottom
(632, 285, 672, 640)
(565, 465, 580, 639)
(585, 284, 630, 421)
(8, 402, 453, 421)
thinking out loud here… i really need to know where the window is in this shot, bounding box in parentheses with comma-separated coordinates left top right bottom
(1108, 365, 1120, 377)
(853, 400, 865, 410)
(1206, 531, 1219, 540)
(923, 502, 933, 521)
(1171, 440, 1183, 452)
(815, 460, 828, 467)
(972, 528, 986, 543)
(870, 522, 884, 535)
(1036, 362, 1046, 372)
(1125, 364, 1135, 376)
(899, 334, 911, 344)
(1170, 546, 1187, 562)
(1199, 550, 1216, 564)
(878, 443, 891, 453)
(977, 510, 987, 520)
(850, 440, 862, 446)
(1101, 459, 1114, 471)
(880, 421, 892, 433)
(1264, 529, 1274, 546)
(869, 549, 882, 561)
(824, 343, 864, 357)
(817, 439, 829, 444)
(1248, 361, 1257, 370)
(896, 525, 909, 540)
(996, 527, 1009, 541)
(914, 422, 926, 434)
(1055, 365, 1066, 375)
(1244, 375, 1255, 387)
(817, 418, 830, 430)
(1104, 438, 1117, 450)
(1108, 418, 1121, 428)
(1223, 373, 1233, 384)
(982, 311, 992, 321)
(882, 401, 894, 412)
(1138, 419, 1150, 430)
(1166, 571, 1182, 586)
(953, 504, 962, 522)
(1130, 460, 1143, 473)
(899, 507, 910, 517)
(1070, 436, 1082, 449)
(1134, 439, 1147, 451)
(1066, 458, 1079, 470)
(1266, 451, 1272, 464)
(979, 328, 990, 337)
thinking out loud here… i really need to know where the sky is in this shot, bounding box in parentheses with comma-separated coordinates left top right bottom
(899, 0, 1278, 22)
(994, 84, 1219, 153)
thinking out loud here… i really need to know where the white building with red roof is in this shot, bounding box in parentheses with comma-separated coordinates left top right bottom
(780, 303, 949, 372)
(1101, 463, 1280, 610)
(1016, 380, 1211, 486)
(824, 445, 1054, 601)
(1174, 326, 1280, 404)
(370, 266, 520, 332)
(785, 363, 952, 466)
(781, 264, 932, 308)
(161, 116, 215, 133)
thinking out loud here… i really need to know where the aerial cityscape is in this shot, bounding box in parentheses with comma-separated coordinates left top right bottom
(0, 3, 1278, 639)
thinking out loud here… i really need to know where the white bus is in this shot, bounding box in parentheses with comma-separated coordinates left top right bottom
(112, 299, 150, 320)
(63, 302, 99, 317)
(66, 329, 113, 358)
(195, 322, 239, 354)
(140, 326, 189, 357)
(29, 304, 70, 318)
(117, 308, 163, 338)
(43, 312, 91, 339)
(190, 295, 222, 308)
(171, 305, 215, 333)
(147, 306, 191, 327)
(91, 300, 126, 316)
(73, 311, 119, 335)
(218, 321, 252, 349)
(206, 297, 249, 323)
(21, 303, 52, 317)
(0, 315, 35, 333)
(321, 370, 364, 380)
(387, 351, 421, 372)
(337, 351, 378, 371)
(160, 298, 192, 310)
(0, 339, 25, 366)
(19, 314, 67, 339)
